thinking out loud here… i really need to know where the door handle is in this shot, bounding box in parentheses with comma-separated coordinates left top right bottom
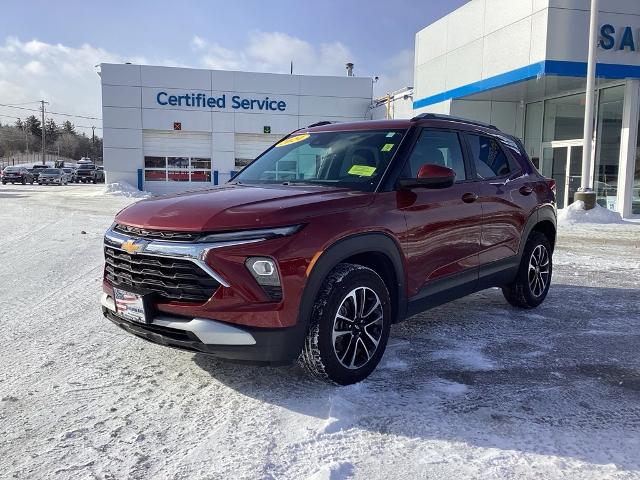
(461, 192, 478, 203)
(519, 185, 534, 195)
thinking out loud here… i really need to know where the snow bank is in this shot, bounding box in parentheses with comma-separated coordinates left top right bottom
(103, 182, 151, 199)
(558, 200, 624, 225)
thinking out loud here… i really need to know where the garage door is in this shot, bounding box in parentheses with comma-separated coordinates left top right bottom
(142, 130, 213, 193)
(234, 134, 282, 167)
(143, 130, 211, 157)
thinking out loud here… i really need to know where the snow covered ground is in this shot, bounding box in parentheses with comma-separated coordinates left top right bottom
(1, 183, 639, 480)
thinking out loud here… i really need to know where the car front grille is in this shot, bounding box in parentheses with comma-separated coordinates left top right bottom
(113, 223, 202, 242)
(104, 247, 220, 302)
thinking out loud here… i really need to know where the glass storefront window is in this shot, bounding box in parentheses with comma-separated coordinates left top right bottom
(191, 158, 211, 169)
(144, 156, 212, 183)
(594, 86, 624, 210)
(144, 156, 165, 169)
(543, 93, 585, 142)
(633, 114, 640, 215)
(168, 157, 189, 169)
(191, 171, 212, 182)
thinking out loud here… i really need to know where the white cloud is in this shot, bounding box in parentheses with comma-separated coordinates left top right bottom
(195, 31, 355, 76)
(0, 36, 129, 132)
(23, 60, 44, 75)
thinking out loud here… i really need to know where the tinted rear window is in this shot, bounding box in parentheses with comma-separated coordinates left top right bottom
(466, 134, 517, 179)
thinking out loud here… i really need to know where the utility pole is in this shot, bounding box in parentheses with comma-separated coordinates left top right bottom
(576, 0, 598, 209)
(40, 99, 48, 165)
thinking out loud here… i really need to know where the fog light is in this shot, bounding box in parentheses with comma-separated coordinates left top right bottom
(251, 259, 275, 277)
(245, 257, 282, 300)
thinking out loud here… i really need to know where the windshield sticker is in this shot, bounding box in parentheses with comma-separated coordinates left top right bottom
(275, 133, 310, 147)
(381, 143, 395, 152)
(386, 132, 395, 138)
(348, 165, 377, 176)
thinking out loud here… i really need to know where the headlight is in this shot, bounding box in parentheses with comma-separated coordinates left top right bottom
(245, 256, 282, 300)
(198, 224, 303, 243)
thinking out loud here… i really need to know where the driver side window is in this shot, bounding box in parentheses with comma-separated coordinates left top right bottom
(403, 129, 466, 181)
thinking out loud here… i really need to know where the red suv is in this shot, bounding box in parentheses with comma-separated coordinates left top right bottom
(102, 114, 556, 384)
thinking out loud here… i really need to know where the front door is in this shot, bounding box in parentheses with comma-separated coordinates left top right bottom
(397, 128, 482, 297)
(541, 142, 583, 209)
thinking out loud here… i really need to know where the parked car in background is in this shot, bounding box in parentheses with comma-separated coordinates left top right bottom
(30, 164, 49, 182)
(38, 168, 68, 185)
(2, 166, 34, 185)
(75, 163, 104, 183)
(101, 115, 557, 385)
(62, 167, 76, 183)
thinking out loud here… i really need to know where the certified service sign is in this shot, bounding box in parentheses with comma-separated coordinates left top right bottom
(156, 92, 287, 112)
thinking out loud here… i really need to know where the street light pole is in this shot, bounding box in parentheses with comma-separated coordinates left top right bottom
(576, 0, 598, 209)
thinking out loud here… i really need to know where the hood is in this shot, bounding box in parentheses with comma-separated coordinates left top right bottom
(115, 183, 374, 232)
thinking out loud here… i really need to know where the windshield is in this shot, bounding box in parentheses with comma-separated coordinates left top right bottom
(233, 129, 407, 192)
(78, 165, 95, 170)
(42, 168, 62, 174)
(4, 167, 21, 172)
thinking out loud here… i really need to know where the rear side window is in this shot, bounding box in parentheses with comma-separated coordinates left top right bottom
(467, 134, 514, 179)
(403, 129, 466, 181)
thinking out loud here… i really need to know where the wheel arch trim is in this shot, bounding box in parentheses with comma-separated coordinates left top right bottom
(518, 206, 557, 260)
(298, 232, 407, 332)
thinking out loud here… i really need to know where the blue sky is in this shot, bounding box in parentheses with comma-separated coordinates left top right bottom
(0, 0, 467, 133)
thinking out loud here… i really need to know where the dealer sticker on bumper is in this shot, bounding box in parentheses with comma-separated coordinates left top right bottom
(113, 288, 147, 324)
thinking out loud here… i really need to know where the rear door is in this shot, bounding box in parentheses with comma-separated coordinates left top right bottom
(464, 133, 539, 265)
(397, 128, 482, 297)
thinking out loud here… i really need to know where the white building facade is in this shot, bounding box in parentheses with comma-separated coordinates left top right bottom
(414, 0, 640, 217)
(100, 64, 372, 194)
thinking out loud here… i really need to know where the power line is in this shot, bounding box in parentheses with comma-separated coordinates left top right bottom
(1, 101, 43, 106)
(0, 103, 101, 121)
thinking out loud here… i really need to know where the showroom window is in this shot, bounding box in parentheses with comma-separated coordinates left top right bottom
(594, 85, 624, 210)
(634, 113, 640, 215)
(144, 156, 211, 182)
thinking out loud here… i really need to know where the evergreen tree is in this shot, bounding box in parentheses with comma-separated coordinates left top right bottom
(25, 115, 42, 138)
(44, 118, 59, 144)
(62, 120, 75, 135)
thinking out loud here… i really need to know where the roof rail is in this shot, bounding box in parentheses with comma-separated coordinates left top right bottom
(410, 113, 499, 131)
(306, 121, 335, 128)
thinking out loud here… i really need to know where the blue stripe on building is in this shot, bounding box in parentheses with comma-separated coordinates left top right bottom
(413, 60, 640, 109)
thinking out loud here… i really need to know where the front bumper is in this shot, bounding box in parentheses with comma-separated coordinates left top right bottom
(101, 293, 304, 364)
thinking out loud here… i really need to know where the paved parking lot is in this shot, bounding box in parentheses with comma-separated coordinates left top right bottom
(1, 184, 639, 479)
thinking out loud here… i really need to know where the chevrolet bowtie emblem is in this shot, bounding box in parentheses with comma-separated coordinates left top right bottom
(121, 239, 143, 254)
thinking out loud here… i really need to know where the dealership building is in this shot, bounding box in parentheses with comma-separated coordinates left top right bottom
(100, 64, 372, 194)
(413, 0, 640, 217)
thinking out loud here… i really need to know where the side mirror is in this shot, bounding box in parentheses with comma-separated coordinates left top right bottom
(398, 164, 456, 189)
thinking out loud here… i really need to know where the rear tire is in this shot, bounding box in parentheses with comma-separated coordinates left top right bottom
(502, 231, 552, 309)
(300, 263, 392, 385)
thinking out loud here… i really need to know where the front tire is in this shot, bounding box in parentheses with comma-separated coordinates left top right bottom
(502, 231, 552, 309)
(300, 263, 391, 385)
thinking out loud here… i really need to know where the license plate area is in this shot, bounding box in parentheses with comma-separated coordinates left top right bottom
(113, 287, 150, 324)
